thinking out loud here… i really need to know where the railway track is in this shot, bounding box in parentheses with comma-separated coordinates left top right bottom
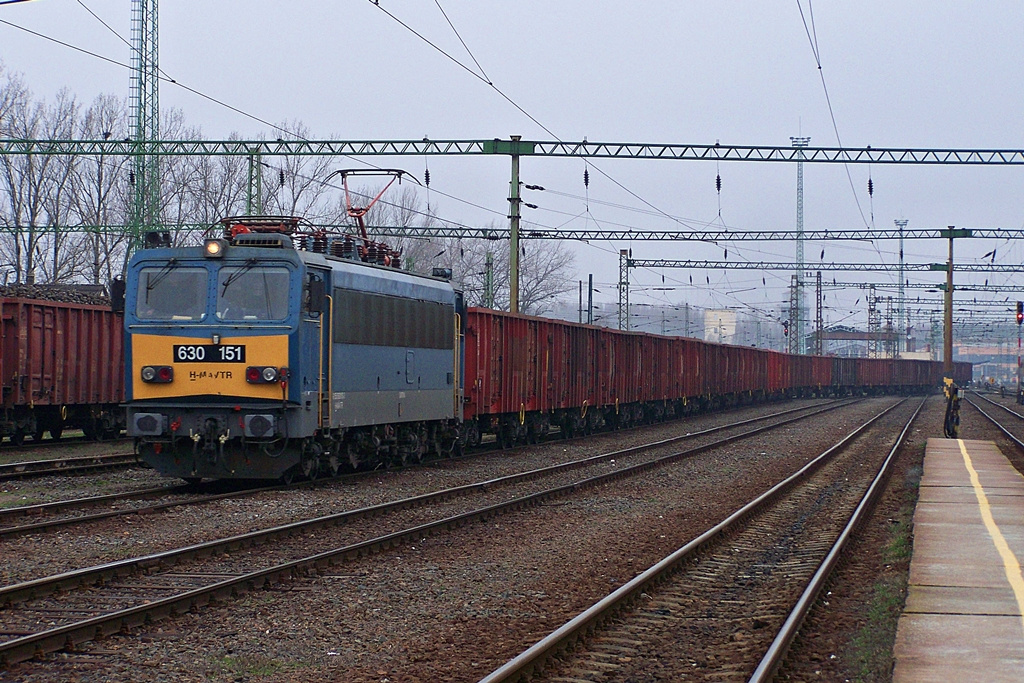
(0, 452, 141, 482)
(0, 398, 861, 665)
(479, 397, 921, 682)
(0, 399, 842, 540)
(0, 481, 291, 540)
(966, 391, 1024, 451)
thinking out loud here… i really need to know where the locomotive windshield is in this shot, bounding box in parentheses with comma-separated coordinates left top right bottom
(216, 265, 290, 321)
(136, 266, 208, 321)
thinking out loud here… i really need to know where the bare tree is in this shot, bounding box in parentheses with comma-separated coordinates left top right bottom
(35, 89, 84, 283)
(426, 219, 576, 314)
(0, 85, 82, 283)
(71, 93, 131, 284)
(264, 120, 345, 223)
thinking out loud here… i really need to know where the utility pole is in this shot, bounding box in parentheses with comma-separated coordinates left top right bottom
(868, 285, 880, 357)
(247, 151, 262, 215)
(815, 270, 824, 355)
(578, 281, 583, 323)
(895, 219, 908, 355)
(508, 135, 522, 314)
(791, 136, 811, 354)
(483, 252, 495, 308)
(618, 249, 630, 330)
(788, 275, 799, 354)
(1017, 301, 1023, 403)
(130, 0, 160, 247)
(588, 274, 594, 325)
(943, 229, 955, 378)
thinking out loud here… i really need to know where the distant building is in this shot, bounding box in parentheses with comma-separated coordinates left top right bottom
(704, 310, 736, 344)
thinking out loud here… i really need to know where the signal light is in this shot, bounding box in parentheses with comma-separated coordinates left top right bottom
(783, 321, 790, 337)
(1017, 301, 1023, 325)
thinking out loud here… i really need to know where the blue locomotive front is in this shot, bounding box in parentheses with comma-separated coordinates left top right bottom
(124, 218, 463, 482)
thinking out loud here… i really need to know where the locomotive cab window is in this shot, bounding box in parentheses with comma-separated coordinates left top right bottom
(216, 265, 290, 321)
(136, 266, 208, 321)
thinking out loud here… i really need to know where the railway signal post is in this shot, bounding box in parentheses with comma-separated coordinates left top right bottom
(1017, 301, 1023, 403)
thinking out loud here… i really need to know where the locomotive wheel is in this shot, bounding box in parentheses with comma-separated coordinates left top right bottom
(346, 442, 361, 470)
(327, 454, 341, 477)
(301, 455, 320, 480)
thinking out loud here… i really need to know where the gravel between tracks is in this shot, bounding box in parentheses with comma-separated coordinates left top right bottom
(3, 397, 906, 682)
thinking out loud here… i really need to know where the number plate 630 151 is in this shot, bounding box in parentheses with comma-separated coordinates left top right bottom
(173, 344, 246, 363)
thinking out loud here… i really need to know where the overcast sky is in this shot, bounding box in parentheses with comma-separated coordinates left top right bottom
(2, 1, 1023, 339)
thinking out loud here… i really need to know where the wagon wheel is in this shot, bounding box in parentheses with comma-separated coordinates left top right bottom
(10, 429, 25, 446)
(49, 427, 62, 442)
(281, 468, 297, 486)
(32, 427, 45, 442)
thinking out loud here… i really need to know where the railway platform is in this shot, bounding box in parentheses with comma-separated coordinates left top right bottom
(893, 438, 1024, 681)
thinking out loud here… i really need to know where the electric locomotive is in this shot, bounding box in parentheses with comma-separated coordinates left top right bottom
(123, 217, 464, 482)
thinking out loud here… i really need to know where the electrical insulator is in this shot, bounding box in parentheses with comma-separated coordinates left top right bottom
(867, 178, 874, 196)
(583, 168, 590, 189)
(279, 170, 285, 187)
(128, 171, 135, 186)
(424, 168, 431, 187)
(716, 173, 721, 193)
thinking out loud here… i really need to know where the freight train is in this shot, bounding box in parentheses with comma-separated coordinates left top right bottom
(117, 216, 971, 482)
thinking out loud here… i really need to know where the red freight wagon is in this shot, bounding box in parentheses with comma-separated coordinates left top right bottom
(766, 350, 786, 394)
(462, 306, 954, 448)
(811, 356, 832, 391)
(0, 297, 124, 443)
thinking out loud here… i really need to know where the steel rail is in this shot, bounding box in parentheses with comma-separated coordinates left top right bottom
(748, 397, 925, 681)
(0, 398, 846, 606)
(0, 453, 140, 481)
(0, 400, 855, 665)
(964, 394, 1024, 452)
(478, 399, 904, 683)
(0, 401, 836, 538)
(0, 483, 289, 540)
(0, 485, 180, 524)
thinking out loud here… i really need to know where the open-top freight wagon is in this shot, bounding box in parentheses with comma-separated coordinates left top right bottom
(0, 287, 126, 443)
(462, 308, 970, 448)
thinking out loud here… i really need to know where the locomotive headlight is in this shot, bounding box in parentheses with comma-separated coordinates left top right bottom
(204, 238, 227, 258)
(245, 366, 281, 384)
(141, 366, 174, 383)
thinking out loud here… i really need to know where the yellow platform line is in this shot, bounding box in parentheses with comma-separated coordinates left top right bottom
(958, 439, 1024, 639)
